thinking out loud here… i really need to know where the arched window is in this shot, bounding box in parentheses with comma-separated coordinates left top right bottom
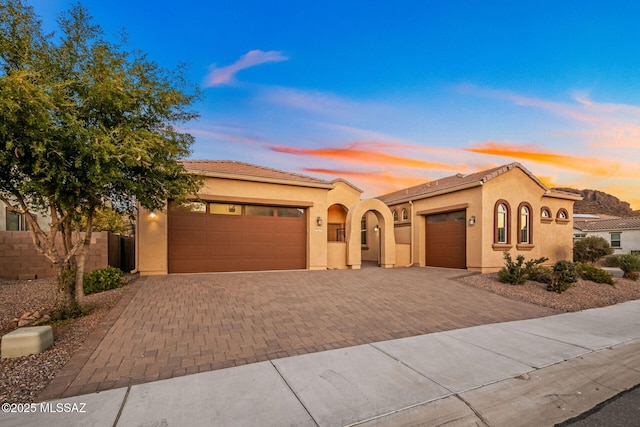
(541, 207, 550, 218)
(392, 210, 398, 222)
(401, 208, 408, 221)
(556, 208, 570, 224)
(494, 200, 510, 244)
(518, 202, 533, 244)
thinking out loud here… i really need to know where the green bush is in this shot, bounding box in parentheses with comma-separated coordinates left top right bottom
(497, 252, 548, 285)
(617, 254, 640, 281)
(548, 260, 578, 293)
(50, 301, 90, 322)
(604, 255, 620, 267)
(84, 266, 126, 295)
(573, 236, 614, 264)
(576, 263, 615, 285)
(527, 266, 554, 285)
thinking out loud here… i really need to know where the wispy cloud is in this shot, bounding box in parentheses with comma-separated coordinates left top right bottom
(460, 84, 640, 149)
(270, 142, 466, 172)
(466, 141, 625, 177)
(204, 50, 288, 86)
(457, 84, 595, 122)
(179, 126, 268, 146)
(261, 87, 365, 117)
(304, 168, 429, 195)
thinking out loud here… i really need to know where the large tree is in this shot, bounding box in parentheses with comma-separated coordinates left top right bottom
(0, 0, 202, 303)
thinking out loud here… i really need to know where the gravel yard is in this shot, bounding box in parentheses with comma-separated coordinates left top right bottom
(1, 270, 639, 405)
(1, 277, 130, 404)
(459, 272, 640, 312)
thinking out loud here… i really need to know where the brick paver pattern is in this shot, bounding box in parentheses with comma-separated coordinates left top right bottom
(41, 267, 558, 399)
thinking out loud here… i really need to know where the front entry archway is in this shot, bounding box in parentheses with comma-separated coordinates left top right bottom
(345, 199, 396, 269)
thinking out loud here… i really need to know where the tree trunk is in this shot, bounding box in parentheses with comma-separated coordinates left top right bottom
(74, 210, 94, 303)
(55, 259, 77, 304)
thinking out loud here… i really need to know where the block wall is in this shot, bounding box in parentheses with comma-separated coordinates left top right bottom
(0, 231, 108, 280)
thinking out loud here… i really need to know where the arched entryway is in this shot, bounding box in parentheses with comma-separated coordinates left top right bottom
(326, 203, 349, 269)
(345, 199, 396, 269)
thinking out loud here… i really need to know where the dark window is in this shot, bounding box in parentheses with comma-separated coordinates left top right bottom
(277, 207, 304, 218)
(401, 208, 409, 221)
(5, 209, 33, 231)
(611, 232, 621, 248)
(517, 202, 533, 244)
(361, 216, 367, 245)
(245, 205, 275, 216)
(171, 201, 206, 213)
(427, 213, 447, 223)
(495, 202, 509, 244)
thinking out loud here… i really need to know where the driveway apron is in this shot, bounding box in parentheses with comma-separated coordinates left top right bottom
(40, 267, 558, 399)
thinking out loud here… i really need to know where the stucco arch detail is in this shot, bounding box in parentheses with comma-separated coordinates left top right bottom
(345, 199, 396, 269)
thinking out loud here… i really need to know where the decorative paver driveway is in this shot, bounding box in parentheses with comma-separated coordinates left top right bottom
(41, 267, 558, 399)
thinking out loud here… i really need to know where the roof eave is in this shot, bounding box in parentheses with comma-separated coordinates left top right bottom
(543, 191, 583, 201)
(189, 169, 335, 190)
(379, 181, 483, 205)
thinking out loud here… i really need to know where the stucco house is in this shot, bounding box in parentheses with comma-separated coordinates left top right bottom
(376, 162, 581, 273)
(574, 216, 640, 255)
(137, 160, 396, 275)
(136, 161, 580, 275)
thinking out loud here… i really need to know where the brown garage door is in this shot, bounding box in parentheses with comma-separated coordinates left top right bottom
(168, 201, 307, 273)
(425, 210, 466, 269)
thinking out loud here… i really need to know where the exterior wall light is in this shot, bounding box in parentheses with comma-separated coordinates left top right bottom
(374, 225, 380, 232)
(149, 212, 157, 220)
(468, 216, 476, 226)
(316, 216, 323, 226)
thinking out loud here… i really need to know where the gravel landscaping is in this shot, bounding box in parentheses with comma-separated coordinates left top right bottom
(459, 272, 640, 312)
(0, 277, 130, 405)
(1, 270, 638, 405)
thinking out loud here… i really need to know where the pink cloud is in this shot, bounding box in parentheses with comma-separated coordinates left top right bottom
(204, 50, 288, 86)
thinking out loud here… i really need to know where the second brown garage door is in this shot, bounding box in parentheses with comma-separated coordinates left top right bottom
(425, 210, 467, 269)
(168, 201, 307, 273)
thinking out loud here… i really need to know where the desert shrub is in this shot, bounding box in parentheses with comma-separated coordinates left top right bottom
(497, 252, 548, 285)
(573, 236, 614, 264)
(604, 255, 620, 267)
(84, 266, 126, 295)
(576, 263, 615, 285)
(50, 301, 90, 322)
(527, 266, 554, 285)
(617, 254, 640, 281)
(548, 260, 579, 293)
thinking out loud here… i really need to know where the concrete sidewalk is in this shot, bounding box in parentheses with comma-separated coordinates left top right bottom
(3, 299, 640, 427)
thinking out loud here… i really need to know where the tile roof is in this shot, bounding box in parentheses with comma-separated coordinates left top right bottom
(377, 162, 550, 204)
(180, 160, 331, 186)
(574, 217, 640, 231)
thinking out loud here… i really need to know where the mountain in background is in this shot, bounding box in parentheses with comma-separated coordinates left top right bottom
(553, 188, 640, 217)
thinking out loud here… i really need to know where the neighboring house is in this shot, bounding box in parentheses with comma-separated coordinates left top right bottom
(0, 201, 110, 280)
(377, 162, 581, 273)
(0, 201, 50, 232)
(574, 216, 640, 255)
(136, 161, 580, 275)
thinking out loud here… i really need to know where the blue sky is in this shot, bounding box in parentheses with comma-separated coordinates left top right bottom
(31, 1, 640, 207)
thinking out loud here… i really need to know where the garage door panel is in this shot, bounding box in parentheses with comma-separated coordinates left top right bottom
(209, 244, 244, 257)
(169, 216, 208, 228)
(425, 213, 466, 269)
(207, 231, 243, 244)
(168, 201, 307, 273)
(170, 230, 209, 244)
